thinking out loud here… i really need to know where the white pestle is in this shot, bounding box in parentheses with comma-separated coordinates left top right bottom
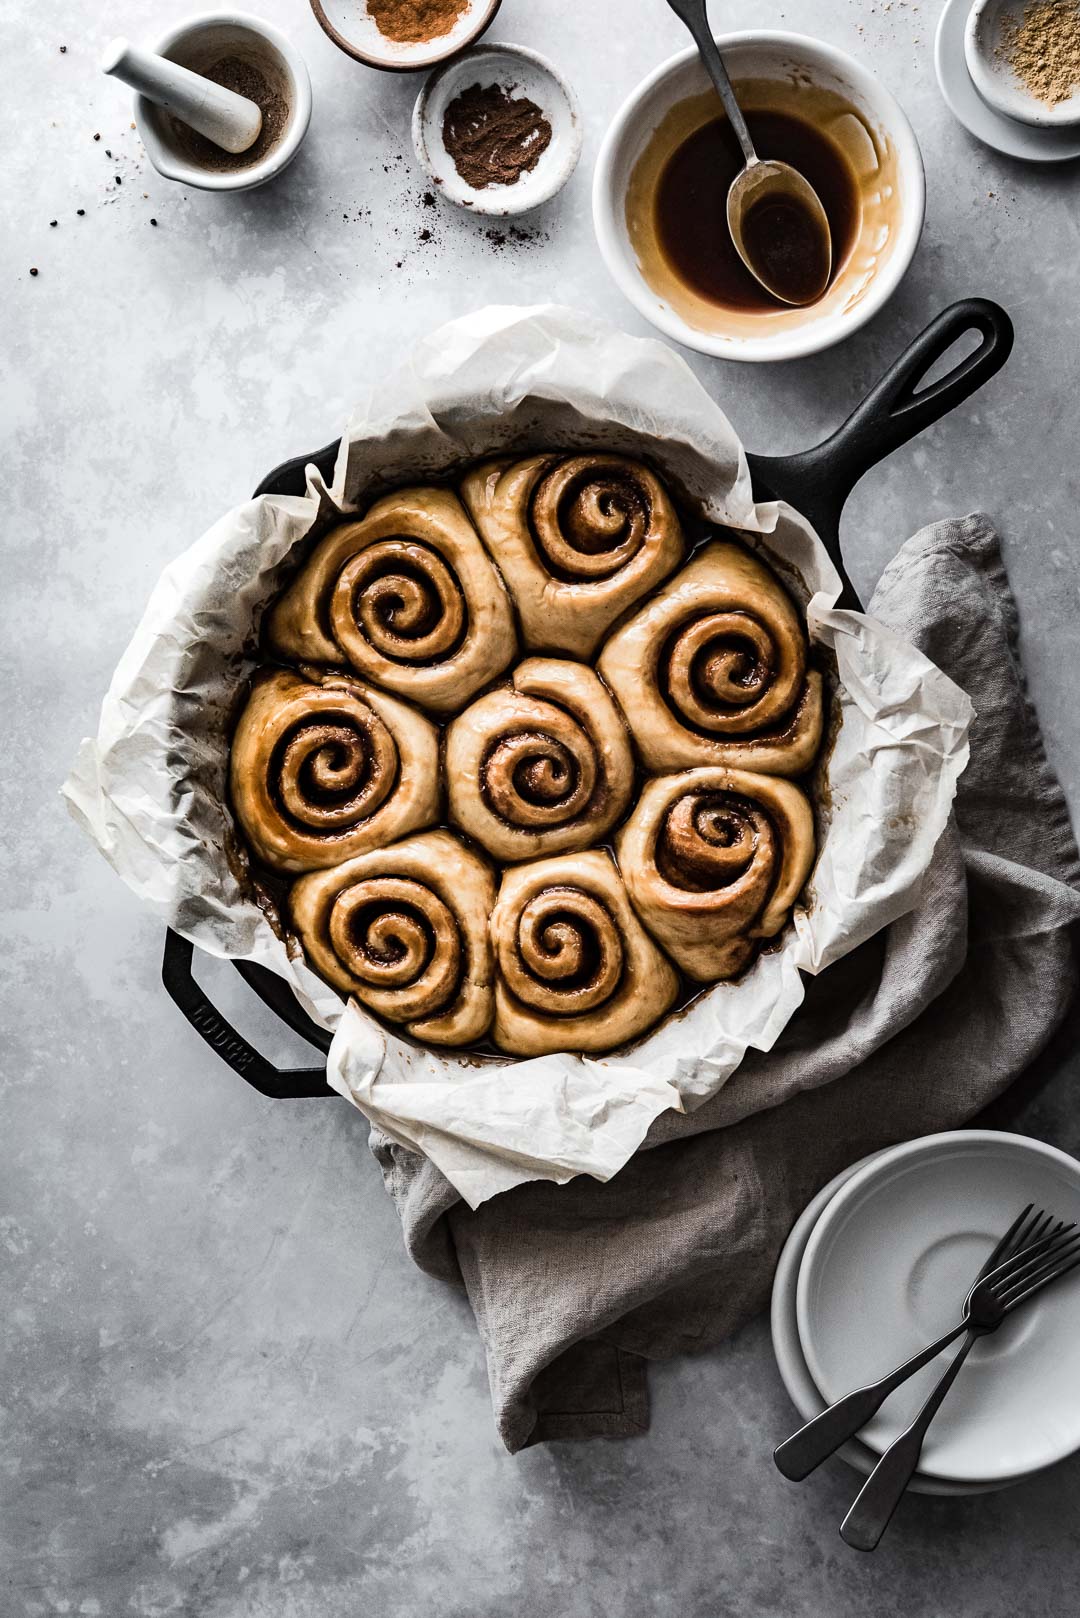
(100, 37, 263, 155)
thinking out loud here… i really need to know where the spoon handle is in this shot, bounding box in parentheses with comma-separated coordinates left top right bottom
(664, 0, 757, 165)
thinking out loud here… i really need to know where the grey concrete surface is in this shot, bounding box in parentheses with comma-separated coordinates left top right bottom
(3, 0, 1080, 1612)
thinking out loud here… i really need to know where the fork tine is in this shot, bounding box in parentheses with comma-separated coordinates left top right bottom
(976, 1202, 1037, 1282)
(982, 1221, 1077, 1294)
(998, 1233, 1080, 1308)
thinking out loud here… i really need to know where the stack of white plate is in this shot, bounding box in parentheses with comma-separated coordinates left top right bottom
(771, 1130, 1080, 1495)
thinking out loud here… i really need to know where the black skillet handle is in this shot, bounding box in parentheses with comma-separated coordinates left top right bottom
(748, 299, 1014, 605)
(162, 929, 332, 1100)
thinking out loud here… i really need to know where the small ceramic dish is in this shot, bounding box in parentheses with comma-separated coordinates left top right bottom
(135, 12, 311, 193)
(592, 32, 924, 363)
(412, 43, 582, 215)
(310, 0, 500, 74)
(770, 1150, 1017, 1496)
(937, 0, 1080, 159)
(797, 1130, 1080, 1485)
(966, 0, 1080, 127)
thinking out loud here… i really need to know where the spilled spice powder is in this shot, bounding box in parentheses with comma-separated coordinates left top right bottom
(997, 0, 1080, 103)
(367, 0, 468, 43)
(442, 81, 552, 189)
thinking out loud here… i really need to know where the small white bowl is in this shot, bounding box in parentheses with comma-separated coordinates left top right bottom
(966, 0, 1080, 128)
(310, 0, 500, 74)
(135, 12, 311, 193)
(797, 1130, 1080, 1485)
(593, 32, 925, 363)
(413, 43, 582, 215)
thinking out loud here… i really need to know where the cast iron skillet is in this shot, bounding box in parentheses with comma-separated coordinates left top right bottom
(162, 297, 1013, 1099)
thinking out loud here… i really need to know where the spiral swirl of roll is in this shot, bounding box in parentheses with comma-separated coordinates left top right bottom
(445, 658, 634, 862)
(598, 540, 824, 776)
(617, 769, 816, 981)
(491, 850, 679, 1056)
(266, 487, 518, 715)
(289, 830, 496, 1046)
(229, 668, 439, 873)
(460, 454, 685, 659)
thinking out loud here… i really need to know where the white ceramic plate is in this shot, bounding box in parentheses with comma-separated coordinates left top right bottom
(770, 1149, 1016, 1496)
(797, 1131, 1080, 1484)
(935, 0, 1080, 161)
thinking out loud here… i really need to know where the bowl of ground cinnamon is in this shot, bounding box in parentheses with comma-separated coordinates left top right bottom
(413, 43, 582, 214)
(966, 0, 1080, 126)
(310, 0, 501, 73)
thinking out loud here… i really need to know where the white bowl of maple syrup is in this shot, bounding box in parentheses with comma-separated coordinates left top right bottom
(593, 32, 925, 363)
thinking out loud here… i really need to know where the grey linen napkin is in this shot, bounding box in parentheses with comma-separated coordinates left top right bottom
(369, 515, 1080, 1452)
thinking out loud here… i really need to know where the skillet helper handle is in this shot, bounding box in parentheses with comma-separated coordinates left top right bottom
(772, 1317, 968, 1481)
(810, 297, 1014, 490)
(161, 929, 331, 1100)
(749, 298, 1013, 604)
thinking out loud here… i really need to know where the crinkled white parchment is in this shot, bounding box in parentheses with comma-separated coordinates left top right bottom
(63, 305, 972, 1210)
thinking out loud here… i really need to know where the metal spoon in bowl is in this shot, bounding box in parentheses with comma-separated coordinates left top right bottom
(664, 0, 833, 306)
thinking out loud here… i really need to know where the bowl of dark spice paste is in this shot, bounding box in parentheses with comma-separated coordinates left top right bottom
(413, 42, 582, 213)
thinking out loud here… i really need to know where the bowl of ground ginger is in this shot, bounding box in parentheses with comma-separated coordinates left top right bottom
(966, 0, 1080, 127)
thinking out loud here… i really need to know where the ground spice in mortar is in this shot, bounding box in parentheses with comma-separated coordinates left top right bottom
(997, 0, 1080, 103)
(442, 81, 552, 189)
(367, 0, 468, 43)
(170, 55, 290, 172)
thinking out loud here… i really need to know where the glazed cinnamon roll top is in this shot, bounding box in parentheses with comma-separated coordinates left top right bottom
(289, 829, 496, 1046)
(229, 667, 439, 873)
(598, 540, 824, 776)
(461, 453, 686, 658)
(617, 768, 816, 980)
(444, 657, 634, 862)
(491, 849, 679, 1056)
(266, 487, 518, 715)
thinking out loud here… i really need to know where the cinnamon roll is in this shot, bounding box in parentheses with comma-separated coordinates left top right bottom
(460, 454, 685, 659)
(229, 667, 439, 873)
(289, 830, 496, 1046)
(617, 769, 815, 980)
(597, 540, 824, 775)
(490, 850, 679, 1056)
(445, 657, 634, 863)
(266, 488, 518, 715)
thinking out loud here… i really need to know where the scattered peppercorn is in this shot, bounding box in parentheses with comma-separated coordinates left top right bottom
(93, 132, 101, 141)
(150, 218, 158, 226)
(77, 208, 85, 216)
(30, 267, 38, 276)
(115, 175, 122, 184)
(59, 45, 67, 53)
(49, 219, 57, 227)
(105, 149, 112, 158)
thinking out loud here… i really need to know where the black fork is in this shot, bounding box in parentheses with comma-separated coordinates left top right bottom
(774, 1203, 1079, 1483)
(839, 1206, 1080, 1549)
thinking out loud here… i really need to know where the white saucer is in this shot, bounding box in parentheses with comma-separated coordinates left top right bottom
(798, 1131, 1080, 1484)
(769, 1150, 1007, 1497)
(935, 0, 1080, 162)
